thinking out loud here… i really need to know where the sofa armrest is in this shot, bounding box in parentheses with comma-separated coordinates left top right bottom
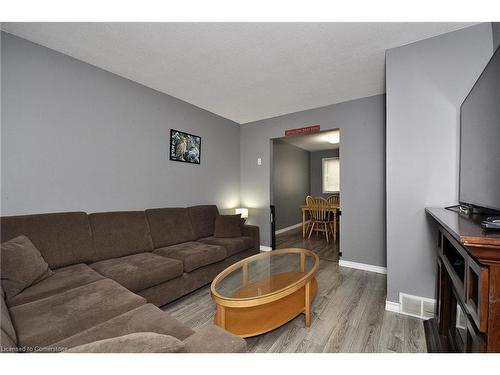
(242, 224, 260, 251)
(183, 325, 246, 353)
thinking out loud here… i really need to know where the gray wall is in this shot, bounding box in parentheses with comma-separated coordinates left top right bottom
(310, 149, 340, 198)
(1, 32, 241, 215)
(385, 23, 495, 302)
(493, 22, 500, 50)
(241, 94, 386, 267)
(271, 140, 310, 230)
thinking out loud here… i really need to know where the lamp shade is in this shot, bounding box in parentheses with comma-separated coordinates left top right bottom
(235, 208, 249, 219)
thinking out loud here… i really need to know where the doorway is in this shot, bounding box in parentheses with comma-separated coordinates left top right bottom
(270, 129, 340, 261)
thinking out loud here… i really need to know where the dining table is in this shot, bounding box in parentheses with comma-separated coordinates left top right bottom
(300, 203, 340, 238)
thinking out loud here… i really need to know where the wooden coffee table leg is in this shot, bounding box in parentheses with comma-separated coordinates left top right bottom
(305, 281, 311, 327)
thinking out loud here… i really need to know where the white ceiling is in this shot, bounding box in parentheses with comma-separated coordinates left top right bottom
(2, 22, 475, 124)
(276, 130, 340, 152)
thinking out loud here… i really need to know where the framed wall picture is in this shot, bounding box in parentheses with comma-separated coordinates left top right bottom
(169, 129, 201, 164)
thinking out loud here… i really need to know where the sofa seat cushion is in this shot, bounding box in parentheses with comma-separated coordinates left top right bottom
(53, 304, 194, 350)
(90, 253, 183, 292)
(65, 332, 185, 353)
(9, 279, 146, 349)
(154, 242, 226, 273)
(197, 236, 254, 257)
(183, 325, 246, 353)
(7, 264, 105, 307)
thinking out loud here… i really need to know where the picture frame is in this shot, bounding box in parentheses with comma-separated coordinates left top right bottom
(169, 129, 201, 165)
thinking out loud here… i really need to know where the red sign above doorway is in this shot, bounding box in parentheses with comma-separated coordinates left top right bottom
(284, 125, 320, 136)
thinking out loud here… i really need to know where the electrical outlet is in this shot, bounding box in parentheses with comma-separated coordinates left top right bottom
(257, 157, 262, 165)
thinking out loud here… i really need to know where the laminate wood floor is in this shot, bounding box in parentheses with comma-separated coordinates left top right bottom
(276, 227, 339, 261)
(162, 257, 427, 353)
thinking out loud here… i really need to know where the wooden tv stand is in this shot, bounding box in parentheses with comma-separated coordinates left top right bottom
(425, 207, 500, 352)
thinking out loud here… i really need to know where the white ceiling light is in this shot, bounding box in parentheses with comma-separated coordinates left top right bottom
(324, 132, 340, 144)
(276, 130, 340, 152)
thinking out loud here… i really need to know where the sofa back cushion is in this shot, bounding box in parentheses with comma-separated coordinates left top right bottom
(1, 235, 53, 299)
(146, 208, 196, 248)
(0, 212, 94, 269)
(214, 215, 242, 238)
(89, 211, 153, 261)
(188, 205, 219, 239)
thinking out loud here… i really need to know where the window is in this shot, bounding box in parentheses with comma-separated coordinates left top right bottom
(322, 157, 340, 193)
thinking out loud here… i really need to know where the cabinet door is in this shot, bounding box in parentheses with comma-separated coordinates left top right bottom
(466, 259, 489, 332)
(466, 319, 487, 352)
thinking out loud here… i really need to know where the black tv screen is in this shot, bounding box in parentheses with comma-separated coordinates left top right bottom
(459, 46, 500, 212)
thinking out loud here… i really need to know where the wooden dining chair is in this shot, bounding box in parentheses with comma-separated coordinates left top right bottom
(326, 194, 339, 205)
(307, 197, 332, 243)
(305, 195, 315, 234)
(326, 195, 339, 240)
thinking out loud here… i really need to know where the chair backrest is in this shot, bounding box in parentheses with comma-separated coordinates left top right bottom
(306, 195, 315, 206)
(309, 197, 329, 221)
(326, 195, 340, 205)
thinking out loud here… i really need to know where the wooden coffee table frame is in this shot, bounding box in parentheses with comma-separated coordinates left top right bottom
(211, 248, 319, 338)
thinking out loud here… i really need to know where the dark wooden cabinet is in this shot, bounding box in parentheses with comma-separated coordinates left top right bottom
(426, 207, 500, 352)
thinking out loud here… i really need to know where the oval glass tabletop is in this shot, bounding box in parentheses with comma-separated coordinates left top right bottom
(211, 248, 319, 302)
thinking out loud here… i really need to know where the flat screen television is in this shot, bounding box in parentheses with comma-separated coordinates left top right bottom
(459, 45, 500, 213)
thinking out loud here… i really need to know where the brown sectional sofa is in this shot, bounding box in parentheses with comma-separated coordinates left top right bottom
(0, 205, 259, 353)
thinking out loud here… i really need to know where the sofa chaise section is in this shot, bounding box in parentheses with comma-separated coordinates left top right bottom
(9, 279, 146, 349)
(52, 303, 194, 351)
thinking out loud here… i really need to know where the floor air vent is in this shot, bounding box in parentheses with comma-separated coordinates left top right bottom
(400, 293, 435, 320)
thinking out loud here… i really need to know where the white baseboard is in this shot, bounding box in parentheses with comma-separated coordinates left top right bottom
(260, 245, 272, 252)
(339, 259, 387, 274)
(275, 222, 306, 235)
(385, 300, 400, 313)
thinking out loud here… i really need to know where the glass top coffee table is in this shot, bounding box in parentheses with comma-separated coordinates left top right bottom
(210, 248, 319, 337)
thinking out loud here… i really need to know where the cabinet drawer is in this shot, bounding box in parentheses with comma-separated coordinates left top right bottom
(466, 259, 489, 332)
